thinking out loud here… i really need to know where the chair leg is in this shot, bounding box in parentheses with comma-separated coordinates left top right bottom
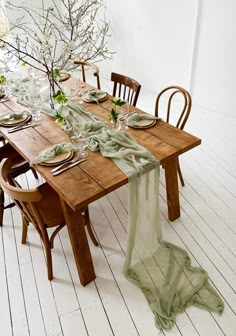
(83, 207, 99, 246)
(21, 215, 29, 244)
(177, 158, 185, 187)
(0, 186, 4, 226)
(45, 244, 53, 281)
(31, 167, 38, 179)
(42, 234, 53, 281)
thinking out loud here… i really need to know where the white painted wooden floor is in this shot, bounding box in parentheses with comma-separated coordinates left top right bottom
(1, 86, 236, 336)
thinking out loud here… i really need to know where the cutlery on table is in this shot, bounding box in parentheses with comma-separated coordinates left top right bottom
(8, 121, 32, 132)
(8, 122, 40, 133)
(0, 98, 10, 103)
(50, 155, 82, 173)
(52, 158, 87, 176)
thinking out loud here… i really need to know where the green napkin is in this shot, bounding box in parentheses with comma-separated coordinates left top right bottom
(87, 89, 107, 101)
(31, 142, 74, 165)
(127, 112, 160, 127)
(0, 111, 30, 123)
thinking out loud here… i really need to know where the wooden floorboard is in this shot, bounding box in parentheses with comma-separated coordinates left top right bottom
(1, 91, 236, 336)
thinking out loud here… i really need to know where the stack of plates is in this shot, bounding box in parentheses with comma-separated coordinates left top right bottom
(0, 113, 31, 127)
(38, 150, 74, 166)
(127, 118, 157, 129)
(82, 91, 108, 103)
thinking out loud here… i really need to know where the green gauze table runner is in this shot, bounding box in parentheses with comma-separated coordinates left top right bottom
(12, 77, 224, 330)
(64, 103, 224, 330)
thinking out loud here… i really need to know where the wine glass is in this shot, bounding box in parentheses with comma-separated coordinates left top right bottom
(119, 101, 129, 130)
(28, 83, 43, 122)
(70, 126, 88, 158)
(70, 76, 83, 99)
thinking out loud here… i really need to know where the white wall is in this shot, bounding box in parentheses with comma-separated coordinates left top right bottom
(101, 0, 236, 117)
(192, 0, 236, 116)
(100, 0, 198, 95)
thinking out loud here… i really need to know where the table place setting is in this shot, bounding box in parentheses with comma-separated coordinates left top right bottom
(0, 111, 31, 127)
(126, 112, 160, 129)
(31, 141, 88, 176)
(81, 89, 108, 103)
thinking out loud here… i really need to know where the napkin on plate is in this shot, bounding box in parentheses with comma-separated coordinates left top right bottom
(87, 89, 106, 101)
(127, 112, 160, 127)
(0, 111, 30, 123)
(31, 142, 74, 165)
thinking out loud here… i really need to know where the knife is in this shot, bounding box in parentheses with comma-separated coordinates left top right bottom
(8, 122, 40, 133)
(52, 158, 87, 176)
(0, 98, 10, 103)
(50, 155, 82, 173)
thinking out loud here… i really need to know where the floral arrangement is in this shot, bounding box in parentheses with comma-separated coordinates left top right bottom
(53, 90, 69, 125)
(108, 98, 126, 124)
(0, 0, 113, 107)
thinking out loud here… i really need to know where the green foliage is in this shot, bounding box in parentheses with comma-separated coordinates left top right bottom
(0, 75, 7, 85)
(53, 90, 68, 104)
(108, 108, 119, 122)
(108, 97, 126, 122)
(111, 97, 126, 107)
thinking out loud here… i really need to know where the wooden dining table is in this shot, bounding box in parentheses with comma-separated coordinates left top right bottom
(0, 84, 201, 286)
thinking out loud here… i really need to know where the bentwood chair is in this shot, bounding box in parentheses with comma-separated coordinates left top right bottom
(155, 86, 192, 186)
(111, 72, 141, 107)
(73, 60, 101, 89)
(0, 141, 38, 225)
(0, 158, 98, 280)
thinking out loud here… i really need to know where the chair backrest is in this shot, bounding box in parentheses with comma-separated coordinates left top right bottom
(155, 86, 192, 130)
(0, 158, 45, 227)
(73, 60, 101, 89)
(111, 72, 141, 107)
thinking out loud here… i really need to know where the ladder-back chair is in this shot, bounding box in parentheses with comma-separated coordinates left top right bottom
(111, 72, 141, 107)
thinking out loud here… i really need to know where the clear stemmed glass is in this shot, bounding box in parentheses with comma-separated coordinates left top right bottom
(70, 77, 82, 99)
(28, 83, 43, 122)
(70, 125, 88, 158)
(119, 101, 129, 130)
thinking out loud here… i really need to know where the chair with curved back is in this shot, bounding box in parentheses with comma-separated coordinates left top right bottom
(155, 85, 192, 186)
(0, 158, 98, 280)
(73, 60, 101, 90)
(111, 72, 141, 107)
(0, 141, 38, 225)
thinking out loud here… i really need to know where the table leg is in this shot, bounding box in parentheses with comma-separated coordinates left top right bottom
(60, 198, 96, 286)
(164, 157, 180, 221)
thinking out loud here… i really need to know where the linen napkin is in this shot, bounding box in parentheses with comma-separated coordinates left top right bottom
(0, 111, 30, 123)
(31, 142, 74, 165)
(127, 112, 160, 127)
(87, 89, 107, 101)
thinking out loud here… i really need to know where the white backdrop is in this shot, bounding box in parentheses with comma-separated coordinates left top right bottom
(100, 0, 198, 96)
(100, 0, 236, 117)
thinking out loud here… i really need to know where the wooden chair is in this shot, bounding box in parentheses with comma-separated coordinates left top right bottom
(0, 158, 98, 281)
(155, 86, 192, 186)
(73, 60, 101, 89)
(0, 141, 38, 225)
(111, 72, 141, 107)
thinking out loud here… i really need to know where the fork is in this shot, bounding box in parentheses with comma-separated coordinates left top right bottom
(52, 158, 87, 176)
(50, 154, 82, 173)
